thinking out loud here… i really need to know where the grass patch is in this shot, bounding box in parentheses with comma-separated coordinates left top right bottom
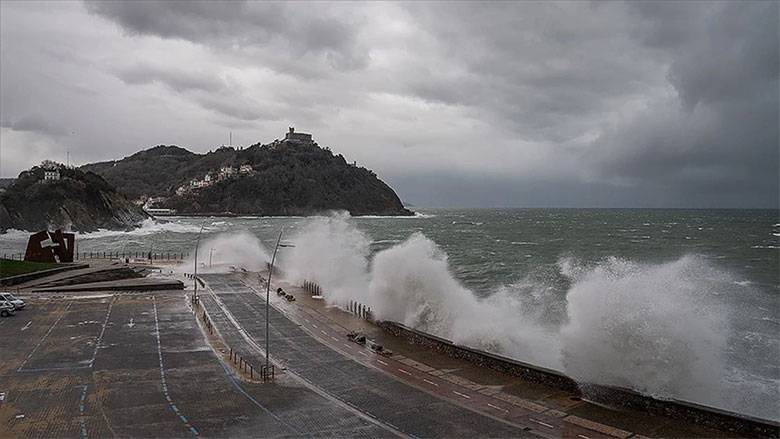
(0, 258, 65, 278)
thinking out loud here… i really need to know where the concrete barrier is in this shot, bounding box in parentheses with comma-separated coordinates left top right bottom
(0, 263, 89, 287)
(377, 320, 779, 437)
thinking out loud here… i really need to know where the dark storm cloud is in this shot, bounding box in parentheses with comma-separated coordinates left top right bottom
(1, 1, 777, 207)
(587, 1, 779, 206)
(85, 0, 369, 72)
(398, 2, 667, 142)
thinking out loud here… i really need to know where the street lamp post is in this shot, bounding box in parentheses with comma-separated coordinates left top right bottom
(193, 223, 205, 300)
(264, 228, 284, 380)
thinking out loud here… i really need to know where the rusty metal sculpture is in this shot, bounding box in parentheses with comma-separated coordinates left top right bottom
(24, 229, 75, 263)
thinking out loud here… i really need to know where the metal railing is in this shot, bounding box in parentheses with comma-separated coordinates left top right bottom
(191, 291, 272, 382)
(1, 252, 191, 261)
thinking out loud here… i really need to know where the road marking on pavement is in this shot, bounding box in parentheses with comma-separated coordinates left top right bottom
(358, 351, 369, 357)
(88, 297, 115, 367)
(398, 368, 413, 376)
(577, 435, 591, 439)
(153, 298, 199, 437)
(487, 403, 508, 413)
(18, 302, 72, 372)
(530, 418, 555, 429)
(330, 336, 339, 341)
(344, 343, 352, 349)
(377, 360, 388, 366)
(453, 390, 471, 399)
(320, 330, 327, 335)
(422, 379, 439, 387)
(78, 385, 88, 439)
(21, 321, 31, 331)
(312, 324, 318, 328)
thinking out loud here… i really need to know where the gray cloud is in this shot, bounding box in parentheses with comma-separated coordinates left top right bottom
(0, 1, 776, 207)
(115, 64, 226, 94)
(1, 114, 68, 137)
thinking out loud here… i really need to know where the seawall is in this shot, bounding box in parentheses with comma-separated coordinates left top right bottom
(377, 320, 780, 437)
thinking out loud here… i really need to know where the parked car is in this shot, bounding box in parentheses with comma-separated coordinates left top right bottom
(0, 300, 15, 317)
(0, 293, 25, 310)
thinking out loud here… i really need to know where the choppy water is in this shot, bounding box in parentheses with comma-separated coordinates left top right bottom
(2, 208, 778, 420)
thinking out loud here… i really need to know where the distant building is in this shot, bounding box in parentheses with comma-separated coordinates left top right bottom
(283, 127, 313, 145)
(239, 164, 253, 174)
(218, 166, 235, 179)
(145, 207, 176, 216)
(143, 197, 169, 210)
(43, 170, 60, 181)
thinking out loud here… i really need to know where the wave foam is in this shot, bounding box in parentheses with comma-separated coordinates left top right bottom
(177, 231, 270, 274)
(560, 255, 728, 402)
(278, 214, 776, 420)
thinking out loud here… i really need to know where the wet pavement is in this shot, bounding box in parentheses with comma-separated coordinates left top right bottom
(0, 292, 391, 438)
(200, 274, 534, 438)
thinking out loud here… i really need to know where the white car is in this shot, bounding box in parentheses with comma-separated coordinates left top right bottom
(0, 293, 25, 310)
(0, 300, 14, 317)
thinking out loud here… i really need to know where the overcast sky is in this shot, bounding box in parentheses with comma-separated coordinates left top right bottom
(1, 1, 777, 208)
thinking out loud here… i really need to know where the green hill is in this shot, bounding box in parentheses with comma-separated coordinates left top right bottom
(81, 137, 412, 217)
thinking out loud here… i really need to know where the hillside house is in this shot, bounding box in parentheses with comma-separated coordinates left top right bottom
(219, 166, 235, 179)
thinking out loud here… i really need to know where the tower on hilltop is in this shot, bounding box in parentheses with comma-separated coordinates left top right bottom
(283, 127, 313, 145)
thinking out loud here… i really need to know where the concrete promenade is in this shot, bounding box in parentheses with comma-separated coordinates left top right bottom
(198, 273, 752, 439)
(200, 273, 593, 438)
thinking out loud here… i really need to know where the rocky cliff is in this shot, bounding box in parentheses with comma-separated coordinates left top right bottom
(0, 164, 149, 233)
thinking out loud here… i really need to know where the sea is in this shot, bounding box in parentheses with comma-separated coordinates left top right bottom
(2, 208, 778, 421)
